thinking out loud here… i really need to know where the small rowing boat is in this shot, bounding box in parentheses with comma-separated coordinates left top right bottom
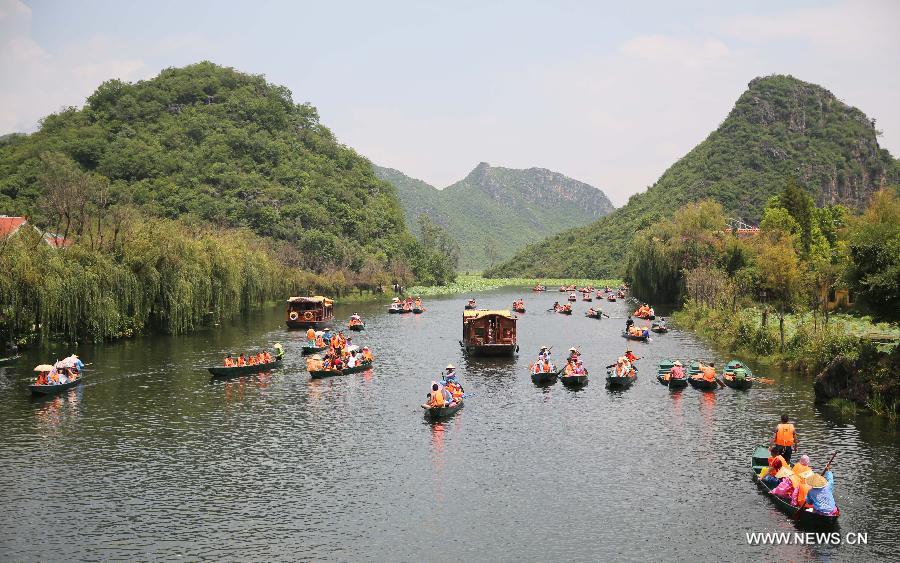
(348, 322, 365, 331)
(423, 399, 464, 420)
(530, 366, 564, 386)
(208, 357, 283, 377)
(309, 361, 373, 379)
(0, 353, 21, 365)
(656, 359, 688, 389)
(686, 361, 718, 390)
(413, 307, 425, 314)
(606, 295, 616, 302)
(560, 372, 588, 388)
(750, 445, 840, 529)
(582, 294, 593, 302)
(622, 331, 649, 342)
(605, 368, 636, 389)
(722, 359, 753, 390)
(29, 378, 82, 395)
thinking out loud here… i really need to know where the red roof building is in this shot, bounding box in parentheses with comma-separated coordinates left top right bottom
(0, 216, 27, 238)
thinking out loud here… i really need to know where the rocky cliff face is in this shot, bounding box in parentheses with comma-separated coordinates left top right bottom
(373, 162, 614, 270)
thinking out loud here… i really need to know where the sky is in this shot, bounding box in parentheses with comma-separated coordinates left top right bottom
(2, 0, 898, 205)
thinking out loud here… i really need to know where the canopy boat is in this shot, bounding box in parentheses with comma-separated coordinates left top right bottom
(686, 361, 718, 390)
(348, 321, 365, 331)
(582, 293, 593, 302)
(560, 372, 588, 388)
(286, 296, 334, 329)
(422, 398, 464, 420)
(30, 376, 82, 395)
(302, 345, 327, 356)
(208, 357, 283, 377)
(0, 353, 21, 365)
(622, 330, 649, 342)
(750, 445, 840, 530)
(464, 299, 477, 310)
(606, 295, 617, 302)
(530, 366, 564, 385)
(461, 310, 518, 356)
(585, 310, 604, 319)
(512, 302, 526, 313)
(651, 323, 669, 333)
(309, 361, 373, 379)
(596, 290, 604, 299)
(556, 305, 573, 315)
(567, 293, 577, 302)
(605, 367, 637, 389)
(722, 359, 753, 390)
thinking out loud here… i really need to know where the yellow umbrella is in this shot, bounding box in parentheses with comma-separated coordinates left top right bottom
(33, 364, 54, 371)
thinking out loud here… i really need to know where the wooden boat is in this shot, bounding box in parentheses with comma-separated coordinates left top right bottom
(530, 366, 564, 385)
(413, 307, 425, 314)
(464, 300, 477, 310)
(461, 310, 518, 356)
(208, 357, 283, 377)
(605, 368, 636, 389)
(309, 361, 373, 379)
(556, 307, 573, 315)
(0, 353, 21, 365)
(651, 324, 669, 333)
(301, 345, 326, 356)
(532, 285, 546, 292)
(560, 373, 588, 387)
(750, 445, 840, 529)
(512, 302, 526, 313)
(607, 295, 616, 302)
(348, 322, 365, 331)
(388, 304, 403, 314)
(29, 377, 82, 395)
(656, 359, 688, 389)
(585, 311, 603, 319)
(622, 330, 649, 342)
(422, 399, 464, 420)
(722, 359, 753, 390)
(582, 294, 593, 302)
(286, 296, 334, 329)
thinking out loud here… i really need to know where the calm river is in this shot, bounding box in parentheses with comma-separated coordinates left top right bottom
(0, 288, 897, 561)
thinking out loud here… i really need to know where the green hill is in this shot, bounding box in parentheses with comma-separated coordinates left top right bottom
(374, 162, 614, 270)
(487, 75, 899, 278)
(0, 61, 448, 279)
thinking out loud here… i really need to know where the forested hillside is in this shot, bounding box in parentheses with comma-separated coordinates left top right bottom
(487, 75, 899, 278)
(375, 162, 614, 270)
(0, 62, 453, 343)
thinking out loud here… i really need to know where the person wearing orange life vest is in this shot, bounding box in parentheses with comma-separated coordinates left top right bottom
(361, 346, 373, 362)
(237, 354, 247, 367)
(695, 361, 716, 382)
(224, 354, 234, 367)
(771, 413, 798, 463)
(624, 349, 640, 363)
(306, 328, 316, 345)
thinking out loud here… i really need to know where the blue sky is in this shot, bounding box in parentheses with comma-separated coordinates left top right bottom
(3, 0, 898, 204)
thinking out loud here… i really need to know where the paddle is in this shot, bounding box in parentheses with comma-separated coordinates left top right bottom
(751, 376, 776, 384)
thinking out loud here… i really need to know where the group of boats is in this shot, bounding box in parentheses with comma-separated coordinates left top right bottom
(655, 359, 761, 391)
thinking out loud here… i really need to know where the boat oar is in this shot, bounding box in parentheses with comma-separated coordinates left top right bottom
(751, 376, 776, 384)
(716, 377, 726, 389)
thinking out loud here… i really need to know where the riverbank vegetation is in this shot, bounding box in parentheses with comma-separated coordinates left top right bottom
(406, 275, 622, 297)
(628, 186, 899, 417)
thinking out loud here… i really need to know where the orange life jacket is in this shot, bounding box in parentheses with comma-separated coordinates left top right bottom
(224, 358, 234, 367)
(793, 463, 811, 477)
(237, 357, 246, 366)
(431, 389, 445, 407)
(702, 366, 716, 381)
(306, 328, 315, 340)
(775, 423, 795, 446)
(315, 337, 325, 347)
(542, 362, 551, 373)
(795, 483, 812, 507)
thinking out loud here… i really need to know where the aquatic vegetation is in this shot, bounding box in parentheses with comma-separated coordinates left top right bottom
(407, 275, 623, 297)
(827, 397, 858, 416)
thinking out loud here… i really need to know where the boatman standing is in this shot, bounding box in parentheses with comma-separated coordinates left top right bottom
(771, 414, 798, 463)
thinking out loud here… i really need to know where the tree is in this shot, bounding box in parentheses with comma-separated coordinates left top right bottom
(844, 189, 900, 321)
(755, 237, 803, 350)
(483, 238, 498, 269)
(416, 214, 460, 271)
(778, 180, 815, 252)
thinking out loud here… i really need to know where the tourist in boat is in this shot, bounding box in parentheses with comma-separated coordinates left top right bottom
(274, 343, 285, 360)
(803, 472, 837, 515)
(306, 327, 316, 345)
(793, 454, 814, 478)
(642, 327, 651, 339)
(624, 349, 640, 363)
(564, 358, 576, 375)
(427, 381, 452, 407)
(538, 346, 551, 362)
(443, 364, 458, 383)
(573, 359, 587, 375)
(237, 354, 247, 367)
(761, 456, 785, 486)
(306, 354, 324, 372)
(770, 466, 800, 499)
(248, 355, 257, 366)
(567, 347, 580, 362)
(666, 360, 685, 382)
(771, 414, 798, 463)
(346, 350, 359, 368)
(445, 379, 464, 402)
(361, 346, 373, 362)
(694, 361, 716, 382)
(625, 315, 634, 332)
(224, 354, 234, 367)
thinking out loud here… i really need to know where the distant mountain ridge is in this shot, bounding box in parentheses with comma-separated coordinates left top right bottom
(374, 162, 614, 270)
(487, 74, 900, 278)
